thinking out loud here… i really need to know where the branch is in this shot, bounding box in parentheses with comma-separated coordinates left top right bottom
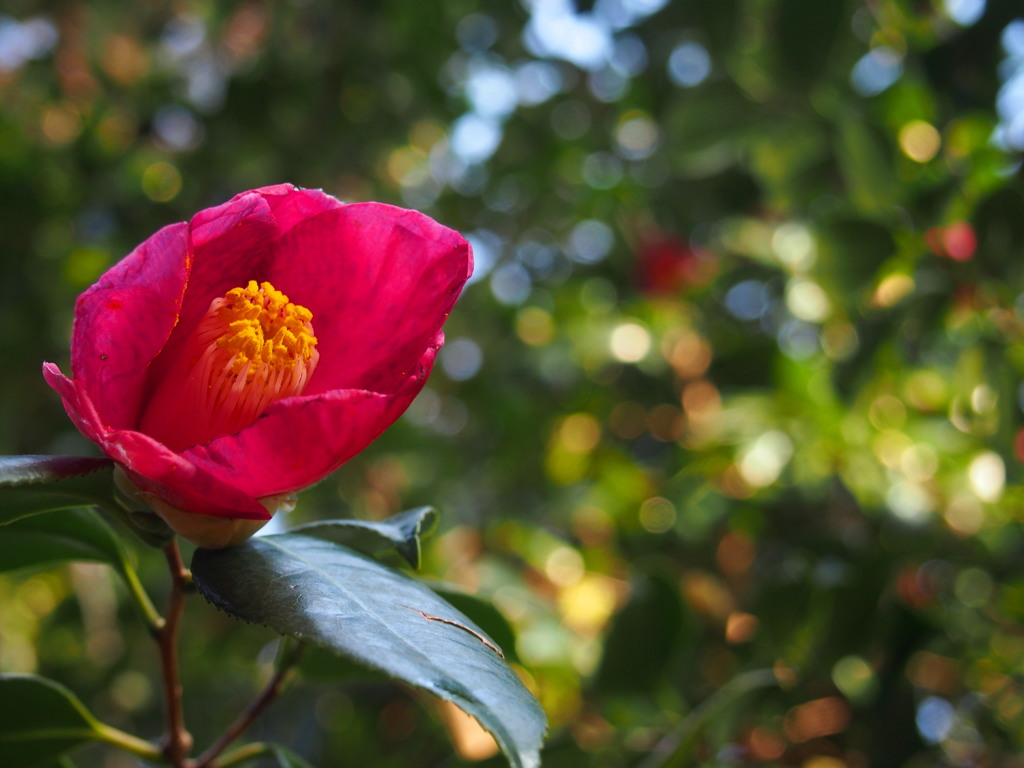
(193, 639, 305, 768)
(205, 742, 275, 768)
(158, 540, 193, 767)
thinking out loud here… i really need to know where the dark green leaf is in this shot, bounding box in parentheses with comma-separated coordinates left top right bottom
(0, 456, 114, 525)
(0, 675, 102, 768)
(291, 506, 437, 568)
(191, 534, 546, 768)
(0, 506, 161, 629)
(0, 508, 127, 574)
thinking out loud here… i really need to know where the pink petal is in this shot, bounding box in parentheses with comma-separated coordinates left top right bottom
(265, 202, 473, 396)
(68, 223, 190, 430)
(43, 362, 107, 445)
(44, 362, 270, 519)
(141, 192, 281, 396)
(179, 190, 279, 320)
(113, 431, 271, 520)
(188, 189, 274, 249)
(142, 187, 347, 398)
(252, 185, 344, 231)
(181, 346, 438, 499)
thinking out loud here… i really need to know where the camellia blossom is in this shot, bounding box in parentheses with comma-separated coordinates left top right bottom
(634, 233, 715, 296)
(44, 184, 472, 547)
(924, 220, 977, 262)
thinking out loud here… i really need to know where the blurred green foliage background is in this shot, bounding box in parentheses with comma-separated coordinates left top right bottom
(3, 0, 1024, 765)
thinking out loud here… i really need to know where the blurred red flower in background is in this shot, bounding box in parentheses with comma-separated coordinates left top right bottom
(634, 233, 715, 296)
(925, 220, 977, 262)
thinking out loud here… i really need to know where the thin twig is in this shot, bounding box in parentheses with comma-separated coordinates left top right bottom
(205, 742, 276, 768)
(158, 540, 193, 767)
(639, 669, 779, 768)
(193, 639, 305, 768)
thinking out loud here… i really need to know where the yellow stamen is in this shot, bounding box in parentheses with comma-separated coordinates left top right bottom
(141, 280, 319, 450)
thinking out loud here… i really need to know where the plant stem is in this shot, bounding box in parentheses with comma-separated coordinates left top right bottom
(205, 742, 275, 768)
(640, 668, 779, 768)
(193, 638, 305, 768)
(118, 551, 164, 633)
(93, 502, 165, 632)
(93, 722, 165, 761)
(158, 540, 193, 767)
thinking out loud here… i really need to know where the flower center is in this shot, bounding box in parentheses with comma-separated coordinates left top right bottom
(194, 279, 319, 411)
(140, 280, 319, 450)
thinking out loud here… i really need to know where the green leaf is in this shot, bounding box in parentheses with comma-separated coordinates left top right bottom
(0, 456, 114, 525)
(0, 508, 126, 574)
(0, 506, 162, 629)
(0, 674, 103, 768)
(192, 534, 546, 768)
(291, 507, 437, 568)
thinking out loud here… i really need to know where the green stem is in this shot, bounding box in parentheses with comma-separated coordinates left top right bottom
(117, 550, 164, 633)
(208, 742, 275, 768)
(86, 502, 165, 632)
(92, 722, 165, 761)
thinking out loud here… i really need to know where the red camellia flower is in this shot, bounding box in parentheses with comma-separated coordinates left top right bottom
(924, 220, 977, 262)
(43, 184, 472, 547)
(635, 233, 715, 296)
